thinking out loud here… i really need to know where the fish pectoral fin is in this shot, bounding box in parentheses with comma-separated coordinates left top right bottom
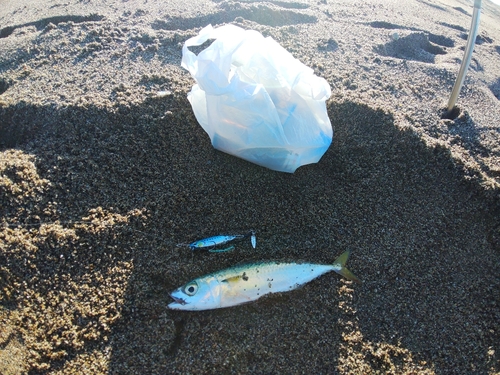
(220, 277, 254, 304)
(223, 275, 242, 284)
(222, 269, 250, 284)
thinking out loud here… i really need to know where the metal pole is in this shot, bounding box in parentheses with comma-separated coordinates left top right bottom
(446, 0, 482, 113)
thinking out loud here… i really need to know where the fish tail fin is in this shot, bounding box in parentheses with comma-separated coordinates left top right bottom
(333, 250, 362, 284)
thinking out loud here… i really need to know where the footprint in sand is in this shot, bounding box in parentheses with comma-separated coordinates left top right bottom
(152, 1, 316, 31)
(374, 32, 449, 63)
(369, 22, 453, 64)
(0, 14, 104, 39)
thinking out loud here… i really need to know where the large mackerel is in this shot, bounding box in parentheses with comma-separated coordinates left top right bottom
(168, 250, 361, 311)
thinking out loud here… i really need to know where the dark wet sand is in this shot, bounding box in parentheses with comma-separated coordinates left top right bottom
(1, 0, 499, 373)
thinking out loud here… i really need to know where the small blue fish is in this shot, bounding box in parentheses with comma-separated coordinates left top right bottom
(179, 231, 256, 253)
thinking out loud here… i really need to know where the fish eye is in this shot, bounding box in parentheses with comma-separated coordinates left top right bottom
(184, 281, 198, 296)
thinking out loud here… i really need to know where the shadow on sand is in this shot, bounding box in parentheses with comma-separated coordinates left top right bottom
(0, 97, 498, 374)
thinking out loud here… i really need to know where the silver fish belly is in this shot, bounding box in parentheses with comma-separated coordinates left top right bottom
(168, 250, 360, 311)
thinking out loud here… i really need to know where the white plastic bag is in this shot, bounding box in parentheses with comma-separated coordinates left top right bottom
(181, 24, 333, 173)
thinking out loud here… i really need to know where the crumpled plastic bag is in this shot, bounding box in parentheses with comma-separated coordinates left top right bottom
(181, 24, 333, 173)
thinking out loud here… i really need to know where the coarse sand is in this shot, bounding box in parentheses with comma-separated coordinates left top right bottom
(1, 0, 499, 374)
